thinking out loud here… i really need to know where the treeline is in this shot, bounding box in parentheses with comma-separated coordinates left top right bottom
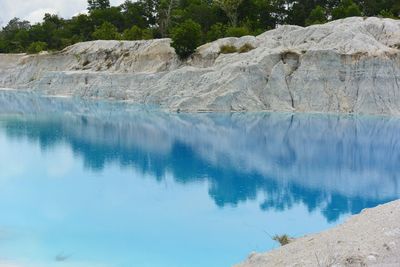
(0, 0, 399, 57)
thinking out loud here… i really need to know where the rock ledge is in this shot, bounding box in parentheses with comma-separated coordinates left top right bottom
(0, 17, 399, 115)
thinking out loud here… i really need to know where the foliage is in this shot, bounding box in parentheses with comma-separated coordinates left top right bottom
(90, 7, 125, 31)
(121, 0, 150, 28)
(237, 0, 279, 31)
(171, 19, 202, 59)
(92, 22, 120, 40)
(306, 5, 327, 25)
(88, 0, 111, 11)
(122, 25, 153, 40)
(225, 26, 251, 37)
(158, 0, 179, 37)
(207, 23, 227, 42)
(27, 41, 48, 54)
(214, 0, 244, 26)
(379, 9, 397, 19)
(332, 0, 362, 20)
(0, 0, 399, 55)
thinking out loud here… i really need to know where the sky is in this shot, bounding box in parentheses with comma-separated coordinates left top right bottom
(0, 0, 125, 26)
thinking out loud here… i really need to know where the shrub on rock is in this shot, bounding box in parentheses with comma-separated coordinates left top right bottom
(171, 19, 202, 59)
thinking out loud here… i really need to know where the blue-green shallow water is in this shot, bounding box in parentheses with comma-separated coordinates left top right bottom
(0, 92, 399, 267)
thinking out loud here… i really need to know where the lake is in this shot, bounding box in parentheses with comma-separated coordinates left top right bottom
(0, 91, 399, 267)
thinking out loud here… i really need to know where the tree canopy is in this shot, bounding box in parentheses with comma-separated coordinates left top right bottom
(0, 0, 398, 55)
(88, 0, 111, 11)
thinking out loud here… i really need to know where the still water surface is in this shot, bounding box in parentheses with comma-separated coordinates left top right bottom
(0, 92, 399, 267)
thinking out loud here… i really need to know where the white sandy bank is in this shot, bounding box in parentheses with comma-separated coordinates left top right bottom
(235, 199, 400, 266)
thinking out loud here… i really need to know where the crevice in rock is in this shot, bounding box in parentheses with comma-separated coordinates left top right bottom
(281, 51, 300, 109)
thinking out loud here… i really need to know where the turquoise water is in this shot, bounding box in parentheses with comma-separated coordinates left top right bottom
(0, 92, 399, 267)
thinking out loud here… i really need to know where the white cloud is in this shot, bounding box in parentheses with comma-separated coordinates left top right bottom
(0, 0, 125, 26)
(24, 8, 59, 24)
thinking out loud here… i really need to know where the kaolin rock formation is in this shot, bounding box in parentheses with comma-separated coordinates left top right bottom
(0, 17, 399, 115)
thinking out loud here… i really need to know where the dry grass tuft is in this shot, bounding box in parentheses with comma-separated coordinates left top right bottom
(220, 44, 237, 54)
(272, 234, 292, 246)
(238, 43, 255, 53)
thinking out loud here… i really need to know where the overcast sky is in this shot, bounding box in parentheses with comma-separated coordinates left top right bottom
(0, 0, 125, 26)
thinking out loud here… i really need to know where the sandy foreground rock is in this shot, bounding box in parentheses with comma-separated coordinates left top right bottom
(0, 17, 400, 114)
(235, 199, 400, 267)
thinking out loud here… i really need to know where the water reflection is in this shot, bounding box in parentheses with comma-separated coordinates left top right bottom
(1, 91, 399, 223)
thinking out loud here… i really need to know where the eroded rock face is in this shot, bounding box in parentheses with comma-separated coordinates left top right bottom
(0, 17, 400, 115)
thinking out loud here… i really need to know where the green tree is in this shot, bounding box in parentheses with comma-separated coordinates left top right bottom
(332, 0, 362, 19)
(2, 0, 398, 55)
(379, 9, 396, 18)
(135, 0, 159, 27)
(3, 17, 31, 33)
(122, 25, 152, 40)
(92, 22, 120, 40)
(120, 0, 149, 28)
(306, 5, 327, 25)
(90, 7, 125, 31)
(238, 0, 279, 31)
(207, 23, 227, 41)
(27, 41, 48, 54)
(0, 39, 6, 53)
(392, 2, 400, 18)
(14, 29, 30, 49)
(214, 0, 244, 26)
(158, 0, 178, 37)
(359, 0, 398, 17)
(171, 2, 221, 33)
(68, 14, 94, 42)
(41, 14, 66, 50)
(285, 1, 307, 26)
(225, 26, 251, 37)
(88, 0, 111, 11)
(1, 18, 31, 52)
(170, 19, 202, 59)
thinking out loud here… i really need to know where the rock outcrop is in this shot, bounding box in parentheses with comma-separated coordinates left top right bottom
(0, 17, 400, 114)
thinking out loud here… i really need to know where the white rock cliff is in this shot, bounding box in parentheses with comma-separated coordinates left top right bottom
(0, 17, 400, 114)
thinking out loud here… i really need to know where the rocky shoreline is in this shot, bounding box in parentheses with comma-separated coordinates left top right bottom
(235, 199, 400, 267)
(0, 17, 399, 115)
